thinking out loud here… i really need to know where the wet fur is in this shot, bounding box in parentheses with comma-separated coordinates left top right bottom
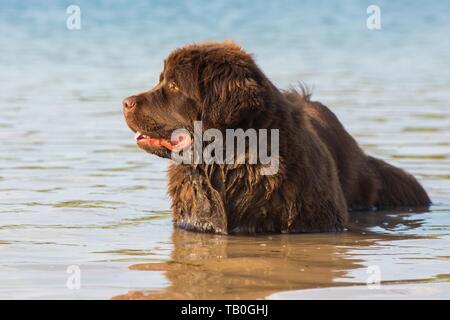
(124, 41, 431, 234)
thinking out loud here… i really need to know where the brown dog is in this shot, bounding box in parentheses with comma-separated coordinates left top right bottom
(123, 41, 430, 234)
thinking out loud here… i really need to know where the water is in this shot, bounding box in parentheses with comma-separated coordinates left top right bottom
(0, 0, 449, 299)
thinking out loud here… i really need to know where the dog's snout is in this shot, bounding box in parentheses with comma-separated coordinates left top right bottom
(122, 96, 138, 111)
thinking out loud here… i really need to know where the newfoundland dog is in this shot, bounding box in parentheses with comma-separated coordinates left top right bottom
(123, 40, 430, 234)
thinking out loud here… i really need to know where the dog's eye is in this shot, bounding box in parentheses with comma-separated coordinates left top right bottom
(167, 82, 180, 92)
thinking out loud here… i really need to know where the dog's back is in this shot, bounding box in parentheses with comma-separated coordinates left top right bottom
(285, 90, 431, 209)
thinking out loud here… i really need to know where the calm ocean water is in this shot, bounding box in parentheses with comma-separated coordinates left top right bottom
(0, 0, 449, 299)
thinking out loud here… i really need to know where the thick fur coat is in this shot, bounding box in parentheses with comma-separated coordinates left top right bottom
(123, 41, 430, 234)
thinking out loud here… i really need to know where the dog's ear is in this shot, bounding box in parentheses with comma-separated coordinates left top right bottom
(200, 62, 264, 129)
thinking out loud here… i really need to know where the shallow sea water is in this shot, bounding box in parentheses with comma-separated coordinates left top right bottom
(0, 0, 449, 299)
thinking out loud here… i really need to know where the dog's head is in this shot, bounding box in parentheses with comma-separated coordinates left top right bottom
(123, 40, 269, 158)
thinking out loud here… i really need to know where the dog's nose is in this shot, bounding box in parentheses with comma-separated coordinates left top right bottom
(122, 96, 138, 111)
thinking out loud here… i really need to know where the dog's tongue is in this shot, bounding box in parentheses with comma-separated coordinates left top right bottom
(134, 131, 191, 152)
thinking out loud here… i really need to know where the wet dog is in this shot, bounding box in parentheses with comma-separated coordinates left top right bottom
(123, 40, 430, 234)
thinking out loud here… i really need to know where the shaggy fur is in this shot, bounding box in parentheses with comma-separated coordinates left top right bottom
(123, 41, 430, 234)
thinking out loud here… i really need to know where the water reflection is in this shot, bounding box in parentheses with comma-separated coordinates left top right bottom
(114, 207, 447, 300)
(347, 207, 431, 235)
(115, 229, 363, 299)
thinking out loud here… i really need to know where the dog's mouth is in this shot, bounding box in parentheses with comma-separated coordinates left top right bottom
(134, 130, 192, 152)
